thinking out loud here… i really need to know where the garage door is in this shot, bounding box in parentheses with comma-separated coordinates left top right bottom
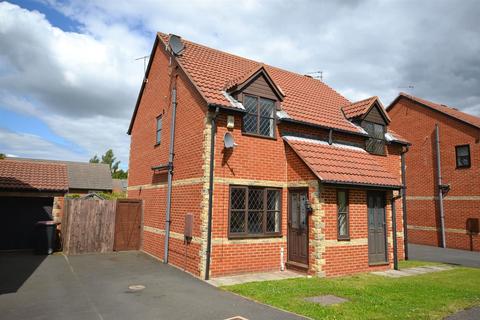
(0, 197, 53, 250)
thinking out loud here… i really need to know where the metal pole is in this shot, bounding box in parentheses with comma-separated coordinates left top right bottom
(401, 149, 409, 259)
(435, 124, 447, 248)
(164, 87, 177, 263)
(205, 107, 219, 280)
(391, 195, 400, 270)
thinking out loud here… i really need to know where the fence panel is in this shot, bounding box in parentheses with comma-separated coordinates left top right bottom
(62, 199, 117, 255)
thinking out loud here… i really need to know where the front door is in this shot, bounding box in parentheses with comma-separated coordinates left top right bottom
(367, 191, 387, 264)
(288, 189, 308, 267)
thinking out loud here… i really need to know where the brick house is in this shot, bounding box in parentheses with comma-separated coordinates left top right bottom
(127, 33, 409, 279)
(388, 93, 480, 251)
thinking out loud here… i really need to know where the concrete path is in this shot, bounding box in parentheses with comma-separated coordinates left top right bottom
(409, 244, 480, 268)
(0, 251, 306, 320)
(371, 265, 453, 278)
(208, 270, 305, 287)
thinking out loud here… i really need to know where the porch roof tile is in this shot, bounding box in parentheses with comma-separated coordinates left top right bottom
(284, 136, 402, 188)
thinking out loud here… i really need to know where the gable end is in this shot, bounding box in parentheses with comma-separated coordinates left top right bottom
(364, 102, 389, 125)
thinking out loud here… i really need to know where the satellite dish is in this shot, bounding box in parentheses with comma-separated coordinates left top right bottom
(168, 34, 185, 56)
(224, 132, 237, 149)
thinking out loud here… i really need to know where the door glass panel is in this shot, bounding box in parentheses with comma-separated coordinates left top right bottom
(299, 194, 307, 229)
(368, 195, 375, 228)
(291, 194, 299, 229)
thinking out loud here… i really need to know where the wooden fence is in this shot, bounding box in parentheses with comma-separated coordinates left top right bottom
(62, 198, 142, 255)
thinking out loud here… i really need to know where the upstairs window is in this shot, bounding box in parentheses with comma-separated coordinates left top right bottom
(156, 115, 163, 145)
(229, 186, 281, 237)
(337, 190, 349, 240)
(363, 121, 385, 155)
(456, 145, 471, 168)
(243, 95, 275, 138)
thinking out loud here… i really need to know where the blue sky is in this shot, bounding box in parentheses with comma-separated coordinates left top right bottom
(1, 0, 479, 169)
(1, 1, 87, 161)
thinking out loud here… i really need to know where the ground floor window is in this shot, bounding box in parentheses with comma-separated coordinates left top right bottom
(337, 189, 349, 240)
(229, 186, 281, 237)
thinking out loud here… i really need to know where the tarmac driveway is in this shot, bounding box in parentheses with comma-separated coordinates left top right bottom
(0, 251, 305, 320)
(409, 244, 480, 268)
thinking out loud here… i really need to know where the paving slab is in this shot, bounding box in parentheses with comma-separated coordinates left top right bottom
(208, 270, 305, 287)
(0, 251, 306, 320)
(372, 265, 453, 278)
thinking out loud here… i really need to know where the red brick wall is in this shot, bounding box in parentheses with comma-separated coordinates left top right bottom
(321, 187, 403, 277)
(128, 42, 208, 275)
(209, 112, 403, 276)
(388, 97, 480, 251)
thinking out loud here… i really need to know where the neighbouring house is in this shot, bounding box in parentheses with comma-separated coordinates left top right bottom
(127, 33, 409, 279)
(388, 93, 480, 251)
(112, 178, 128, 194)
(0, 158, 113, 250)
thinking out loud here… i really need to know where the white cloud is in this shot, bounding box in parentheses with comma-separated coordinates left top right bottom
(0, 2, 145, 165)
(44, 0, 480, 114)
(1, 0, 480, 168)
(0, 128, 84, 161)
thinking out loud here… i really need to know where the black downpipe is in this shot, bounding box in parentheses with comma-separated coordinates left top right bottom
(400, 148, 409, 259)
(391, 194, 401, 270)
(205, 107, 219, 280)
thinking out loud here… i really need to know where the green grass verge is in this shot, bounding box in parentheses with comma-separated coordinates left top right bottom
(224, 267, 480, 320)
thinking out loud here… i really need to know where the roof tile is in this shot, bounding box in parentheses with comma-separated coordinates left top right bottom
(159, 33, 362, 134)
(342, 96, 378, 119)
(284, 136, 401, 188)
(0, 160, 69, 192)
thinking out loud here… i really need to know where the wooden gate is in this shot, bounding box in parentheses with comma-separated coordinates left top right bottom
(62, 198, 143, 255)
(113, 199, 143, 251)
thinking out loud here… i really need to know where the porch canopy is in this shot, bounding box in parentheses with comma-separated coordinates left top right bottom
(283, 136, 402, 189)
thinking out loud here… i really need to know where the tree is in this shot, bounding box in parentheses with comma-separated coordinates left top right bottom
(89, 149, 127, 179)
(89, 155, 100, 163)
(112, 169, 128, 179)
(101, 149, 120, 173)
(0, 153, 5, 160)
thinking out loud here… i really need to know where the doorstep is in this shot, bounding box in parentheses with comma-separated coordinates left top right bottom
(207, 270, 305, 287)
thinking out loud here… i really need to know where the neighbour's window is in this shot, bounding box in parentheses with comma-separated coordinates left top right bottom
(243, 95, 275, 138)
(337, 190, 349, 240)
(156, 115, 163, 144)
(362, 121, 385, 155)
(455, 145, 471, 168)
(229, 186, 281, 237)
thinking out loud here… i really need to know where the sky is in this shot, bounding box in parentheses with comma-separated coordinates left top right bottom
(1, 0, 479, 169)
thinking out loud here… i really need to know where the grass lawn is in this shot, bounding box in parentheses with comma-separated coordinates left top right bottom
(224, 266, 480, 320)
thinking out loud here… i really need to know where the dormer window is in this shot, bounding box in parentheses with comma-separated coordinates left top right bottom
(363, 121, 385, 155)
(243, 95, 275, 138)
